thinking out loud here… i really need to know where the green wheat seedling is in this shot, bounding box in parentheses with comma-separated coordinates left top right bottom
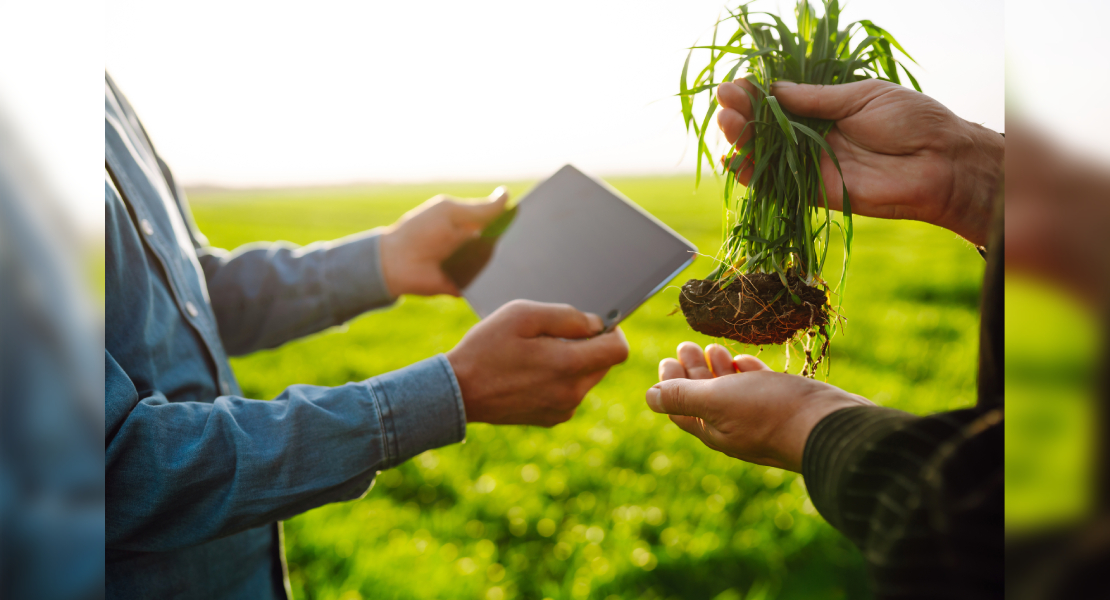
(678, 0, 919, 376)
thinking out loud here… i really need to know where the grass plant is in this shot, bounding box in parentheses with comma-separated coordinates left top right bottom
(679, 0, 919, 373)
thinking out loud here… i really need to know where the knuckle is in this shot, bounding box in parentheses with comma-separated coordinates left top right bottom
(559, 350, 586, 374)
(501, 299, 535, 321)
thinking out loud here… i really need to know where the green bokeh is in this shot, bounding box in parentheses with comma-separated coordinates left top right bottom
(189, 175, 983, 600)
(1004, 276, 1097, 531)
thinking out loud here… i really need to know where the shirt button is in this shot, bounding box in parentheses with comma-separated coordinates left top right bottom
(220, 380, 231, 395)
(185, 301, 199, 317)
(140, 219, 154, 236)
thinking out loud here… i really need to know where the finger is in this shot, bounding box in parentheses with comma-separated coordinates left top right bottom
(716, 79, 757, 117)
(705, 344, 736, 377)
(505, 300, 604, 339)
(449, 186, 511, 228)
(676, 341, 713, 380)
(771, 79, 898, 121)
(720, 150, 755, 187)
(645, 378, 710, 417)
(659, 358, 687, 381)
(733, 354, 772, 373)
(560, 327, 629, 373)
(574, 367, 610, 399)
(716, 108, 754, 148)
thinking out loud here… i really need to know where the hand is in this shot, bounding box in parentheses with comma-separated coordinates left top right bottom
(379, 187, 509, 297)
(717, 78, 1004, 246)
(646, 342, 871, 472)
(447, 300, 630, 427)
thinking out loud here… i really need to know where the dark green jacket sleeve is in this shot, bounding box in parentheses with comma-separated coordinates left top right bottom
(801, 183, 1005, 598)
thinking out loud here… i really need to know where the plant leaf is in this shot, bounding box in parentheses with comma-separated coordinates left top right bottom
(765, 96, 798, 145)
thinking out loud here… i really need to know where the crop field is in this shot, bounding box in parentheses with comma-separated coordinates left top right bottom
(189, 175, 986, 600)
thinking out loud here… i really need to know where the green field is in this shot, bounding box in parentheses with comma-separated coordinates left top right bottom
(189, 175, 987, 600)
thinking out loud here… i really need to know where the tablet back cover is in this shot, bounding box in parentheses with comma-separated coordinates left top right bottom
(463, 165, 696, 329)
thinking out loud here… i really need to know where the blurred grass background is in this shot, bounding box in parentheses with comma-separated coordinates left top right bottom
(188, 175, 988, 600)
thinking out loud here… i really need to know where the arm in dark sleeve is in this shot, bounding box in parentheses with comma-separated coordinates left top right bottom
(803, 184, 1006, 598)
(105, 349, 466, 553)
(802, 405, 1003, 598)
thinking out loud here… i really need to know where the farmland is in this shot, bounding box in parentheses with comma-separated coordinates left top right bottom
(189, 174, 985, 600)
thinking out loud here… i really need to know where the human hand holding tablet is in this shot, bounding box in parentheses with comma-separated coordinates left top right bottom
(442, 165, 697, 331)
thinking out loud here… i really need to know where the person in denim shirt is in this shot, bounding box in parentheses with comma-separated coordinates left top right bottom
(104, 73, 629, 599)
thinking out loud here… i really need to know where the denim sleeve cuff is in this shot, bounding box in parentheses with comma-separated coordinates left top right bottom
(323, 230, 397, 322)
(366, 354, 467, 467)
(801, 405, 918, 533)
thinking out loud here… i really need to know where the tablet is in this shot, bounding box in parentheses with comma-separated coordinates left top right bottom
(448, 165, 697, 330)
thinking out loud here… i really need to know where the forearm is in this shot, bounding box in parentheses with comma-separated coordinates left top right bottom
(105, 352, 465, 552)
(802, 404, 994, 547)
(198, 230, 395, 355)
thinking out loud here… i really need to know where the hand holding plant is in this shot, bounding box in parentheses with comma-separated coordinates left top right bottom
(677, 0, 934, 375)
(718, 78, 1003, 246)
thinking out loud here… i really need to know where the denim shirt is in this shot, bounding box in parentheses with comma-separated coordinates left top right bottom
(104, 74, 467, 599)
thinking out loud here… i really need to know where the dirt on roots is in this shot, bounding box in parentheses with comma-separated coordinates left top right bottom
(680, 273, 829, 346)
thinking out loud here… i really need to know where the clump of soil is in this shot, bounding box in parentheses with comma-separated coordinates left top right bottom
(680, 273, 828, 345)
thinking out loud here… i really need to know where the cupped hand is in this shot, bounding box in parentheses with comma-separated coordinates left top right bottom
(647, 342, 871, 472)
(717, 78, 1003, 246)
(379, 187, 510, 297)
(447, 300, 630, 427)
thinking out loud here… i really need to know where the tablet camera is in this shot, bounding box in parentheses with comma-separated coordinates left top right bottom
(607, 309, 620, 322)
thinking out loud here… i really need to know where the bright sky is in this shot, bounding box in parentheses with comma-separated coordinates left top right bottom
(1008, 0, 1110, 162)
(102, 0, 1004, 189)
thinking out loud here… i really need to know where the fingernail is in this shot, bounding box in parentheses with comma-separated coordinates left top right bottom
(585, 312, 604, 334)
(646, 386, 661, 411)
(490, 186, 508, 200)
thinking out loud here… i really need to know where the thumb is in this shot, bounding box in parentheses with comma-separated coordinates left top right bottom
(772, 78, 898, 121)
(506, 301, 604, 339)
(452, 186, 510, 228)
(645, 379, 710, 418)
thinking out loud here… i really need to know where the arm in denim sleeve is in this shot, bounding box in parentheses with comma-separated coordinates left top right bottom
(105, 350, 466, 553)
(195, 231, 396, 355)
(151, 154, 396, 356)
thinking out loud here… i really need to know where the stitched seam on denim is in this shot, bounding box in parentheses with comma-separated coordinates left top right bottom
(364, 379, 393, 467)
(436, 354, 467, 442)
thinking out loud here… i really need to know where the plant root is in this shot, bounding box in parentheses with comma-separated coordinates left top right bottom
(679, 273, 829, 346)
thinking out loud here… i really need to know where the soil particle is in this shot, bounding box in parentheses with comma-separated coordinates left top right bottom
(680, 273, 829, 346)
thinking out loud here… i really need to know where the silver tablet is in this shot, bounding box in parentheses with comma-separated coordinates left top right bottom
(457, 165, 697, 330)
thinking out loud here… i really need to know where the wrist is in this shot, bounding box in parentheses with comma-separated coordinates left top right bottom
(445, 348, 479, 422)
(945, 121, 1004, 247)
(377, 226, 403, 297)
(778, 391, 873, 472)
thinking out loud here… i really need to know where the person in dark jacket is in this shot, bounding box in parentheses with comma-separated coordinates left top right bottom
(645, 78, 1004, 598)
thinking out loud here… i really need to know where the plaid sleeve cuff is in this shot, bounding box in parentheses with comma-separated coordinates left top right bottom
(801, 405, 918, 533)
